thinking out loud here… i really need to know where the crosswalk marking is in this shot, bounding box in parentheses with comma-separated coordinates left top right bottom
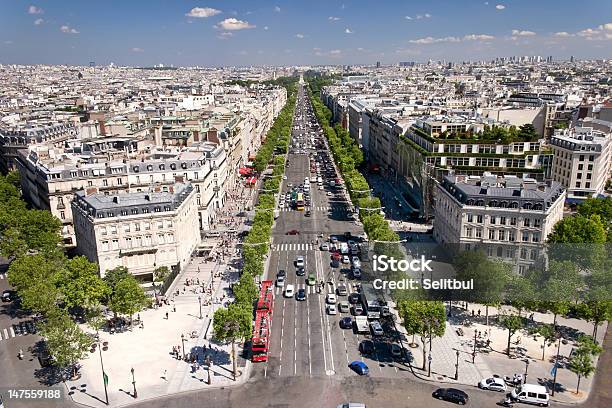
(277, 205, 350, 212)
(9, 326, 16, 337)
(271, 243, 316, 251)
(2, 328, 8, 340)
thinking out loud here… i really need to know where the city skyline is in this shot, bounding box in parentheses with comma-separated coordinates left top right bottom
(0, 0, 611, 67)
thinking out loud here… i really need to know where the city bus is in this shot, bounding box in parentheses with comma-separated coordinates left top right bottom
(296, 192, 305, 211)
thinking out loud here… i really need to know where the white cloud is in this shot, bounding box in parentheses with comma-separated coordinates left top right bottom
(574, 23, 612, 40)
(328, 16, 340, 21)
(274, 6, 281, 12)
(329, 49, 341, 55)
(131, 47, 144, 53)
(215, 18, 255, 30)
(511, 29, 536, 36)
(313, 48, 343, 57)
(553, 31, 573, 37)
(495, 4, 505, 10)
(409, 33, 495, 44)
(60, 25, 79, 34)
(484, 2, 489, 5)
(217, 31, 233, 40)
(34, 18, 44, 25)
(28, 5, 43, 14)
(296, 33, 305, 39)
(345, 28, 353, 34)
(263, 26, 269, 30)
(356, 47, 365, 51)
(186, 7, 222, 18)
(406, 13, 432, 20)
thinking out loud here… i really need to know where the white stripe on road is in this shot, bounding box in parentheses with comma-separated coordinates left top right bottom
(9, 327, 15, 338)
(2, 328, 7, 340)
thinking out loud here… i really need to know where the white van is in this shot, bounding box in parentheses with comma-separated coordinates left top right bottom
(511, 384, 549, 407)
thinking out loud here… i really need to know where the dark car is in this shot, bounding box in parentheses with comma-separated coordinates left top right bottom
(296, 288, 306, 301)
(359, 339, 375, 355)
(277, 269, 286, 278)
(305, 210, 311, 217)
(432, 388, 469, 405)
(348, 361, 369, 375)
(331, 258, 340, 268)
(286, 229, 300, 235)
(339, 316, 353, 329)
(348, 292, 361, 304)
(296, 266, 305, 276)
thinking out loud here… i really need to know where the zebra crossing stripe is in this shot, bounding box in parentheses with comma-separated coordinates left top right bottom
(1, 328, 7, 340)
(9, 327, 15, 338)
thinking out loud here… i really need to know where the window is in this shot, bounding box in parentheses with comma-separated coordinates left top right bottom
(110, 225, 117, 234)
(524, 218, 530, 227)
(475, 229, 482, 238)
(157, 234, 165, 244)
(101, 227, 107, 236)
(532, 232, 540, 243)
(134, 223, 140, 232)
(500, 216, 506, 225)
(578, 164, 583, 170)
(103, 179, 108, 186)
(111, 239, 119, 250)
(60, 211, 65, 219)
(522, 232, 529, 242)
(467, 214, 473, 223)
(589, 155, 594, 161)
(121, 210, 128, 216)
(124, 224, 130, 232)
(489, 229, 495, 240)
(117, 178, 123, 185)
(101, 240, 109, 251)
(588, 164, 593, 170)
(142, 208, 149, 214)
(125, 237, 132, 248)
(509, 231, 516, 241)
(166, 221, 173, 228)
(577, 173, 582, 179)
(58, 196, 64, 205)
(144, 222, 151, 230)
(144, 235, 152, 246)
(530, 250, 537, 261)
(579, 155, 584, 161)
(518, 265, 526, 275)
(533, 219, 541, 228)
(167, 233, 174, 243)
(135, 236, 142, 247)
(477, 215, 483, 223)
(520, 248, 528, 259)
(506, 248, 515, 258)
(157, 221, 164, 229)
(87, 181, 93, 187)
(510, 217, 517, 226)
(490, 216, 496, 225)
(497, 246, 503, 257)
(465, 227, 472, 237)
(131, 208, 138, 215)
(154, 207, 161, 212)
(575, 182, 581, 188)
(586, 182, 591, 188)
(498, 230, 506, 241)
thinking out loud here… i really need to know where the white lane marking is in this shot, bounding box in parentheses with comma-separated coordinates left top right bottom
(9, 326, 15, 337)
(2, 328, 7, 340)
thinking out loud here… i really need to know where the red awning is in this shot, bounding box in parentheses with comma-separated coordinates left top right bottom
(239, 167, 252, 176)
(246, 176, 257, 184)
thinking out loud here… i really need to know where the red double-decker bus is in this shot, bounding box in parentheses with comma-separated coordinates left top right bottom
(252, 280, 274, 362)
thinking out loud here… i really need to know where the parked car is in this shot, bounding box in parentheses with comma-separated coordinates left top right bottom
(478, 377, 507, 392)
(390, 343, 403, 358)
(359, 340, 375, 355)
(432, 388, 469, 405)
(348, 361, 369, 375)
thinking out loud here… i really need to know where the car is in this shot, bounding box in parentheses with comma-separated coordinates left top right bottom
(432, 388, 469, 405)
(370, 321, 384, 336)
(326, 293, 337, 304)
(359, 340, 375, 355)
(352, 259, 361, 269)
(340, 317, 353, 329)
(336, 283, 348, 296)
(296, 266, 305, 276)
(296, 288, 306, 301)
(279, 201, 285, 209)
(305, 210, 311, 217)
(348, 292, 361, 304)
(306, 273, 317, 286)
(326, 304, 338, 315)
(348, 361, 369, 376)
(287, 229, 300, 235)
(390, 343, 403, 358)
(352, 268, 362, 279)
(295, 256, 305, 268)
(275, 275, 285, 287)
(1, 290, 16, 303)
(342, 255, 350, 264)
(478, 377, 507, 392)
(330, 236, 339, 243)
(331, 258, 340, 268)
(326, 192, 332, 196)
(319, 185, 324, 190)
(284, 284, 295, 298)
(320, 242, 330, 251)
(283, 175, 287, 180)
(353, 304, 364, 315)
(277, 269, 286, 277)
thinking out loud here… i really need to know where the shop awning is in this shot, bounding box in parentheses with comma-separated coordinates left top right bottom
(246, 161, 255, 167)
(246, 176, 257, 184)
(239, 167, 253, 176)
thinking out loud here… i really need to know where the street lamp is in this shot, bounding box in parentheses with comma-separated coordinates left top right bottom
(472, 329, 477, 363)
(130, 367, 137, 399)
(206, 355, 212, 385)
(455, 350, 460, 380)
(198, 296, 203, 319)
(181, 334, 186, 361)
(524, 359, 530, 384)
(90, 337, 109, 406)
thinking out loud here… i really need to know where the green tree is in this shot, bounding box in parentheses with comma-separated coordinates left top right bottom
(103, 266, 130, 295)
(57, 256, 109, 310)
(505, 274, 537, 316)
(7, 254, 62, 314)
(538, 261, 583, 326)
(233, 272, 259, 307)
(397, 300, 445, 370)
(153, 266, 170, 283)
(536, 324, 557, 361)
(569, 352, 595, 394)
(500, 314, 523, 356)
(575, 301, 612, 341)
(213, 303, 253, 380)
(107, 275, 149, 322)
(39, 310, 92, 378)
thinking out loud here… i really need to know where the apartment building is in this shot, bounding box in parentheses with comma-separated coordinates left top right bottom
(72, 182, 200, 279)
(17, 141, 228, 246)
(434, 173, 566, 274)
(550, 121, 612, 201)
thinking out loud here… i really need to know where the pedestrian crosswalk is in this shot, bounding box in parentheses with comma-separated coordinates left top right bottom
(274, 281, 359, 296)
(0, 320, 37, 341)
(271, 243, 316, 251)
(277, 205, 350, 213)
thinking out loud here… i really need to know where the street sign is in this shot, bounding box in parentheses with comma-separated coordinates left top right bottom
(103, 372, 109, 386)
(550, 363, 557, 377)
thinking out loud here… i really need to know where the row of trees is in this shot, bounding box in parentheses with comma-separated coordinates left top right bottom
(212, 77, 298, 378)
(304, 77, 402, 260)
(0, 172, 150, 377)
(434, 123, 541, 144)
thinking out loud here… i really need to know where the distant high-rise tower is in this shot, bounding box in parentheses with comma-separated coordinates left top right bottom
(376, 61, 381, 68)
(89, 61, 95, 67)
(570, 56, 575, 63)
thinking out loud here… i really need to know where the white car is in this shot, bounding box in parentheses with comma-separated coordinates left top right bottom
(326, 293, 337, 304)
(479, 377, 507, 392)
(326, 304, 338, 315)
(342, 255, 350, 264)
(283, 175, 287, 180)
(295, 256, 305, 268)
(284, 284, 295, 298)
(370, 321, 384, 336)
(326, 192, 332, 196)
(320, 242, 330, 251)
(319, 185, 324, 190)
(279, 201, 285, 209)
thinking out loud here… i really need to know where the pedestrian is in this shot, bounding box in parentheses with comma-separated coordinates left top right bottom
(18, 349, 23, 360)
(471, 310, 475, 317)
(165, 312, 169, 319)
(477, 309, 481, 316)
(173, 305, 176, 312)
(162, 369, 168, 381)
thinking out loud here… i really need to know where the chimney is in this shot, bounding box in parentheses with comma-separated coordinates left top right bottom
(174, 175, 184, 183)
(85, 187, 98, 196)
(112, 196, 119, 204)
(144, 194, 150, 201)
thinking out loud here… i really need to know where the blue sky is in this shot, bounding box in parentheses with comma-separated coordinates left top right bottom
(0, 0, 611, 66)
